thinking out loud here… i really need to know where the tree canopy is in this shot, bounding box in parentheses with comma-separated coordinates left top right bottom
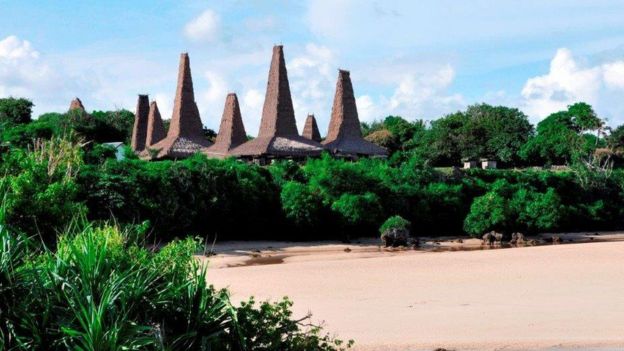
(0, 97, 34, 126)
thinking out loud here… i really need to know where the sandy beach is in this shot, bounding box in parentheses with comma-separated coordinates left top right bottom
(203, 234, 624, 351)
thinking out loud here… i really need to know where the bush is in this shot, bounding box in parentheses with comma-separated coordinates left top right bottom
(78, 155, 283, 241)
(281, 181, 323, 229)
(0, 214, 352, 350)
(0, 138, 86, 242)
(379, 215, 411, 235)
(0, 97, 33, 126)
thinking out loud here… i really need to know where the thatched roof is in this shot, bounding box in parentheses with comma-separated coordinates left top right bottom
(230, 45, 323, 158)
(68, 97, 86, 112)
(302, 114, 322, 142)
(131, 94, 150, 152)
(145, 101, 166, 147)
(142, 53, 211, 159)
(203, 93, 247, 159)
(322, 70, 387, 157)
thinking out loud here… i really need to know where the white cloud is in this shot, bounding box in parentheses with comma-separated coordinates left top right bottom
(0, 35, 173, 118)
(356, 95, 378, 123)
(603, 61, 624, 89)
(521, 48, 624, 123)
(521, 48, 601, 118)
(288, 43, 337, 134)
(241, 88, 264, 134)
(0, 36, 39, 60)
(388, 65, 461, 112)
(0, 35, 76, 113)
(153, 92, 172, 120)
(198, 71, 229, 128)
(184, 9, 220, 42)
(355, 63, 465, 122)
(203, 71, 228, 104)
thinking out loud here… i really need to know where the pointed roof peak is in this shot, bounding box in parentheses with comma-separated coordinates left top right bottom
(131, 94, 151, 152)
(145, 100, 166, 147)
(140, 53, 211, 159)
(69, 97, 85, 112)
(323, 69, 387, 157)
(228, 46, 323, 158)
(302, 114, 322, 142)
(204, 93, 248, 158)
(167, 52, 204, 139)
(256, 44, 299, 138)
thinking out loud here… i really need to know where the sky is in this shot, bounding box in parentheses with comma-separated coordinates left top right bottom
(2, 0, 624, 135)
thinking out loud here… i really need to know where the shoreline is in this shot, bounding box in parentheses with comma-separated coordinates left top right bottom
(203, 233, 624, 350)
(202, 231, 624, 269)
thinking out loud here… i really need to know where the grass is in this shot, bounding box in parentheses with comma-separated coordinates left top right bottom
(0, 213, 352, 350)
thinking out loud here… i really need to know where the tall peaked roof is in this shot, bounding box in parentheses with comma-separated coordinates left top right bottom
(323, 70, 387, 157)
(131, 94, 150, 152)
(141, 53, 211, 159)
(169, 53, 204, 139)
(258, 45, 299, 138)
(230, 45, 323, 159)
(145, 101, 166, 147)
(204, 93, 247, 158)
(302, 114, 321, 142)
(68, 97, 86, 112)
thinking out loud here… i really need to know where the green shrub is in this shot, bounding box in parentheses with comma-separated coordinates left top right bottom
(331, 192, 383, 227)
(0, 138, 86, 242)
(0, 214, 352, 350)
(379, 215, 411, 236)
(281, 181, 323, 228)
(0, 98, 33, 126)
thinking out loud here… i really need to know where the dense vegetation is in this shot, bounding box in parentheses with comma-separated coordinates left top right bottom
(1, 97, 623, 243)
(0, 99, 354, 350)
(2, 95, 624, 347)
(0, 214, 352, 350)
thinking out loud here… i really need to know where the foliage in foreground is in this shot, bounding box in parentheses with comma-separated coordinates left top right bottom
(0, 217, 352, 350)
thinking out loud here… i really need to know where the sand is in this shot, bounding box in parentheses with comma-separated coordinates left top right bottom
(203, 236, 624, 351)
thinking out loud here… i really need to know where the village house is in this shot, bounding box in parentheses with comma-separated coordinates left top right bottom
(131, 45, 388, 162)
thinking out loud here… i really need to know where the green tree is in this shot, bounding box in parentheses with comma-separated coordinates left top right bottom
(426, 104, 533, 166)
(281, 181, 323, 228)
(568, 102, 602, 133)
(331, 192, 383, 228)
(511, 187, 563, 233)
(463, 191, 509, 236)
(0, 97, 34, 125)
(607, 124, 624, 151)
(520, 103, 605, 166)
(0, 138, 86, 242)
(520, 111, 579, 165)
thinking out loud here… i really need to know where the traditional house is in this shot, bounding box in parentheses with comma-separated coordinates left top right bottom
(322, 70, 387, 158)
(229, 45, 323, 163)
(203, 93, 247, 159)
(145, 101, 166, 147)
(68, 97, 86, 113)
(131, 94, 150, 152)
(142, 53, 211, 159)
(302, 114, 322, 142)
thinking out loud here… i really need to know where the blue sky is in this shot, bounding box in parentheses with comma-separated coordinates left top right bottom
(2, 0, 624, 135)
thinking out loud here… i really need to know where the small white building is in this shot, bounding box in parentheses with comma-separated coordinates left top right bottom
(481, 159, 497, 169)
(463, 160, 478, 169)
